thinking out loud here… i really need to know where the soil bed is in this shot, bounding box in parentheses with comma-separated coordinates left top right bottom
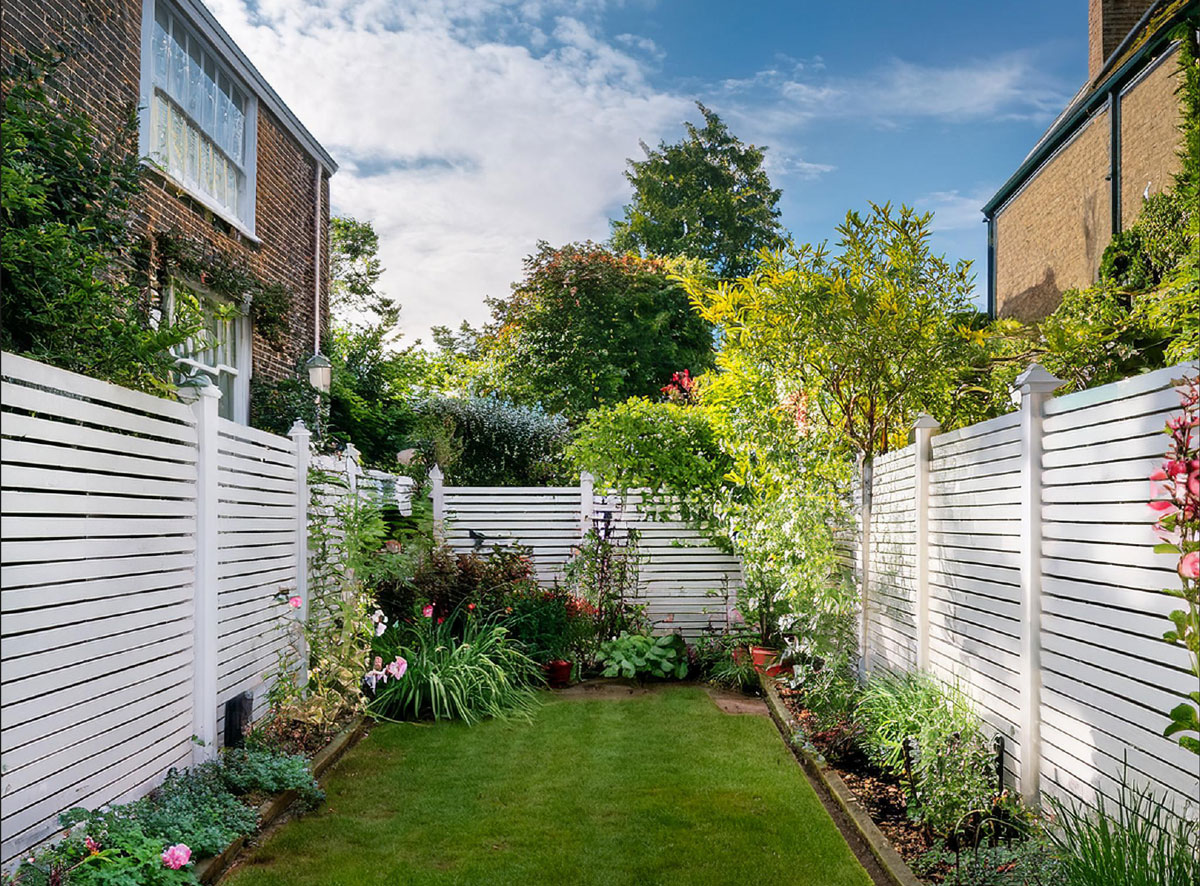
(777, 688, 935, 869)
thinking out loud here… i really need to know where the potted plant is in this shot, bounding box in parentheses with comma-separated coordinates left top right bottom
(739, 574, 794, 676)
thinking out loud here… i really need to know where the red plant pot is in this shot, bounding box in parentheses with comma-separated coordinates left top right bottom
(546, 659, 573, 688)
(749, 646, 792, 678)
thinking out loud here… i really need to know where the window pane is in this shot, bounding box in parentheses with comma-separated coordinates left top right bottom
(203, 57, 217, 132)
(187, 125, 199, 183)
(229, 88, 245, 164)
(153, 9, 170, 84)
(152, 93, 169, 162)
(200, 138, 213, 193)
(169, 105, 186, 178)
(169, 19, 187, 103)
(187, 40, 204, 119)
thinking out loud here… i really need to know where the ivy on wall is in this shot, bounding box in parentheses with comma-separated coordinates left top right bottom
(148, 229, 292, 346)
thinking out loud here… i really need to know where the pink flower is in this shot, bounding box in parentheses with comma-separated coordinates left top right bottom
(85, 836, 100, 855)
(1180, 551, 1199, 580)
(422, 604, 434, 618)
(288, 596, 302, 609)
(161, 844, 191, 870)
(1149, 499, 1178, 515)
(385, 656, 407, 679)
(437, 617, 445, 625)
(467, 603, 476, 611)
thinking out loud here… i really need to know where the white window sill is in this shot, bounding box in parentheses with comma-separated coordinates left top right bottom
(141, 159, 261, 244)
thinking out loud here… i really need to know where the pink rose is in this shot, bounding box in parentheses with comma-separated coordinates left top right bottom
(1180, 551, 1199, 580)
(288, 596, 302, 609)
(161, 844, 191, 869)
(422, 604, 434, 618)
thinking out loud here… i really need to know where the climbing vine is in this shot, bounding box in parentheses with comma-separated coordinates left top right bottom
(150, 229, 292, 345)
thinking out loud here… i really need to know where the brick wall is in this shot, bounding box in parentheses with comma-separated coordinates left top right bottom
(1120, 44, 1185, 227)
(1, 0, 330, 385)
(1089, 0, 1155, 80)
(994, 109, 1112, 323)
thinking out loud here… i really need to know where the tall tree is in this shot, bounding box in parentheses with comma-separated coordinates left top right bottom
(330, 216, 398, 331)
(477, 242, 714, 419)
(611, 103, 784, 279)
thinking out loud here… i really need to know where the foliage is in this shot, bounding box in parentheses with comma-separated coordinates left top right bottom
(411, 396, 570, 485)
(476, 243, 715, 419)
(913, 833, 1060, 886)
(501, 584, 596, 664)
(611, 102, 784, 280)
(372, 543, 535, 624)
(689, 202, 978, 459)
(1149, 376, 1200, 754)
(10, 818, 199, 886)
(787, 652, 860, 733)
(567, 397, 731, 530)
(1, 49, 202, 395)
(152, 229, 291, 346)
(694, 635, 758, 693)
(1044, 764, 1200, 886)
(562, 526, 646, 658)
(369, 606, 541, 723)
(268, 470, 387, 730)
(220, 749, 324, 808)
(855, 671, 997, 838)
(1099, 192, 1192, 291)
(596, 631, 689, 681)
(249, 361, 325, 438)
(61, 764, 257, 860)
(329, 216, 398, 331)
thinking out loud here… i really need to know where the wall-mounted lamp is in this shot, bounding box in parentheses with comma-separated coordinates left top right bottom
(306, 353, 332, 393)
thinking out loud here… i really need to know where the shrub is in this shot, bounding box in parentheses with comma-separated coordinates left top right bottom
(412, 396, 570, 486)
(562, 528, 646, 660)
(220, 748, 323, 808)
(855, 671, 997, 838)
(369, 607, 541, 724)
(1, 49, 202, 395)
(1045, 765, 1200, 886)
(597, 632, 689, 681)
(694, 634, 757, 693)
(501, 585, 597, 664)
(373, 544, 537, 624)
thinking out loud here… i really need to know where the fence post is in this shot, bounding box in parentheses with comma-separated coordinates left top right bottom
(184, 379, 220, 764)
(430, 465, 445, 543)
(912, 414, 940, 671)
(289, 421, 311, 625)
(1014, 363, 1063, 805)
(858, 454, 873, 677)
(580, 471, 595, 539)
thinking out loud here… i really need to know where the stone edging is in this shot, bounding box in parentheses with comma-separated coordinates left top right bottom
(195, 716, 368, 885)
(758, 674, 923, 886)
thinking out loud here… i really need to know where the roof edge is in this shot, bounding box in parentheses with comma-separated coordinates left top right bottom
(982, 2, 1194, 217)
(179, 0, 338, 174)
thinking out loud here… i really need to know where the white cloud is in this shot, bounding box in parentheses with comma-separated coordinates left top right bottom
(723, 52, 1068, 127)
(206, 0, 689, 342)
(918, 188, 996, 232)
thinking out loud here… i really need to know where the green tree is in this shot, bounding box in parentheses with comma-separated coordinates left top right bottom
(330, 215, 398, 331)
(611, 103, 784, 279)
(477, 242, 714, 419)
(1, 49, 200, 394)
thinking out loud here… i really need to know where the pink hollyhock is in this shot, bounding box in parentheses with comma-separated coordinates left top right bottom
(1180, 551, 1199, 580)
(161, 844, 191, 869)
(288, 596, 302, 609)
(422, 604, 434, 618)
(386, 656, 407, 679)
(1149, 500, 1178, 515)
(1150, 468, 1169, 499)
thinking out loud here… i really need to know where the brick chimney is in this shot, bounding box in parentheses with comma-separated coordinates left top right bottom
(1088, 0, 1155, 80)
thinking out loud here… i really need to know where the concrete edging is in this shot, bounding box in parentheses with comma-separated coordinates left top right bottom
(758, 674, 923, 886)
(195, 716, 368, 885)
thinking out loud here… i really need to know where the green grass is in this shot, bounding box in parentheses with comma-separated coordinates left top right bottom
(226, 686, 871, 886)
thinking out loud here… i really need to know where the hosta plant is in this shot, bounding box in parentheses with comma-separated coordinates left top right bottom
(597, 632, 689, 681)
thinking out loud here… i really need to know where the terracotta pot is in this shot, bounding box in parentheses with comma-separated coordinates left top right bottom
(749, 645, 792, 678)
(545, 659, 573, 688)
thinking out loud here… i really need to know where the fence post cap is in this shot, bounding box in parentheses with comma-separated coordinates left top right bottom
(911, 413, 941, 431)
(580, 470, 594, 483)
(1013, 363, 1065, 394)
(177, 375, 221, 402)
(429, 464, 444, 481)
(288, 419, 310, 437)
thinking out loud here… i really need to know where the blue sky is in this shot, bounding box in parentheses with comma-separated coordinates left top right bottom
(208, 0, 1087, 341)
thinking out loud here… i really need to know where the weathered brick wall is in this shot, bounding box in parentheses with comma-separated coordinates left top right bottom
(994, 109, 1112, 323)
(1, 0, 330, 385)
(1119, 44, 1184, 228)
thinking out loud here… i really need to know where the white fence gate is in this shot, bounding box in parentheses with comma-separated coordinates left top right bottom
(847, 361, 1200, 815)
(0, 353, 309, 868)
(431, 470, 742, 639)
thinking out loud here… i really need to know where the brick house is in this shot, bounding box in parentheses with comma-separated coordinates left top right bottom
(982, 0, 1195, 321)
(1, 0, 337, 422)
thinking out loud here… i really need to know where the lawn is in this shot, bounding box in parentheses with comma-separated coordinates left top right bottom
(225, 685, 871, 886)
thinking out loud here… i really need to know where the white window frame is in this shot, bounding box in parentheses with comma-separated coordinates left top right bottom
(170, 280, 252, 424)
(138, 0, 259, 239)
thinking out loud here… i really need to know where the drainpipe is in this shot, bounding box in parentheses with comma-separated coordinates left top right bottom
(985, 214, 996, 319)
(1108, 88, 1122, 236)
(313, 161, 323, 355)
